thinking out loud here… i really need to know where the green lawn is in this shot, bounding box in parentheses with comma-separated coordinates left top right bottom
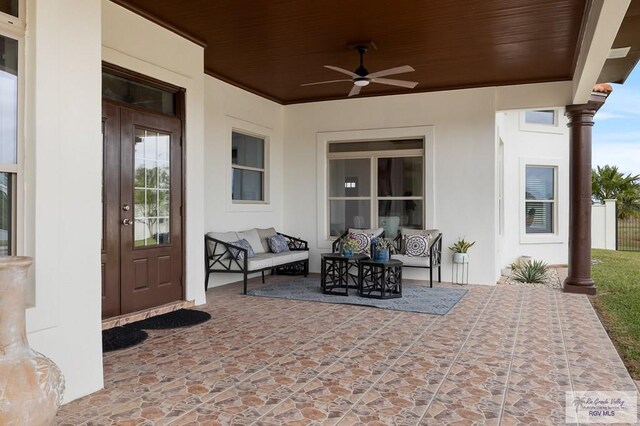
(591, 249, 640, 379)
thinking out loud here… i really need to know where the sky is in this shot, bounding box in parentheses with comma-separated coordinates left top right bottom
(593, 64, 640, 176)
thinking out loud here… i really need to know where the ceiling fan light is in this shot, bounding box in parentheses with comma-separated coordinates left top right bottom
(354, 78, 370, 87)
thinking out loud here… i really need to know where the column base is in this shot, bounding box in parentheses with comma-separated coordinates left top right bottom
(563, 277, 596, 295)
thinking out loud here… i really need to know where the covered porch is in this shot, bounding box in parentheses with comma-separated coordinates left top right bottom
(7, 0, 640, 417)
(56, 275, 636, 424)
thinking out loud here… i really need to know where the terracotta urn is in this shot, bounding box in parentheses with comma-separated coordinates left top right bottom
(0, 257, 65, 425)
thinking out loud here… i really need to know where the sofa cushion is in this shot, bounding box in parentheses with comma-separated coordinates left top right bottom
(349, 227, 384, 238)
(267, 234, 290, 253)
(238, 229, 265, 254)
(405, 234, 431, 257)
(290, 251, 309, 262)
(257, 227, 278, 252)
(206, 231, 239, 259)
(391, 254, 431, 267)
(401, 228, 439, 237)
(227, 239, 255, 260)
(271, 252, 294, 266)
(246, 254, 274, 271)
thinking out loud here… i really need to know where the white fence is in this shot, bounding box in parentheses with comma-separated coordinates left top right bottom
(592, 199, 616, 250)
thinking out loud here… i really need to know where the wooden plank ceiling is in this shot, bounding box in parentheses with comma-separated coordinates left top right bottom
(112, 0, 588, 104)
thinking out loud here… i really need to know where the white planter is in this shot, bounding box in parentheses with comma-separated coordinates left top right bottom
(452, 252, 469, 264)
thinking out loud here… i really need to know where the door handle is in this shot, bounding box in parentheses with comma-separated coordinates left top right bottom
(122, 218, 133, 226)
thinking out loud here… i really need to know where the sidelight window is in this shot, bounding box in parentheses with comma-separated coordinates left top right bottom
(0, 33, 19, 255)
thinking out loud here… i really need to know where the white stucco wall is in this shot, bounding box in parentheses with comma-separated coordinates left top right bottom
(101, 0, 206, 306)
(496, 109, 570, 268)
(24, 0, 104, 403)
(592, 200, 617, 250)
(282, 88, 499, 285)
(202, 76, 285, 287)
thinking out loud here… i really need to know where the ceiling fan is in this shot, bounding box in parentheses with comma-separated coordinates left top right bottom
(301, 45, 418, 97)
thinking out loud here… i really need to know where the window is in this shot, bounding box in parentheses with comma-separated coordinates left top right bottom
(328, 139, 423, 237)
(524, 110, 556, 125)
(0, 0, 18, 18)
(232, 131, 265, 202)
(525, 166, 555, 234)
(520, 109, 563, 134)
(0, 33, 19, 255)
(102, 72, 176, 115)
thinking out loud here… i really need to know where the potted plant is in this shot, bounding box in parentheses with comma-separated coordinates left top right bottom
(373, 238, 393, 262)
(448, 237, 475, 264)
(341, 233, 359, 257)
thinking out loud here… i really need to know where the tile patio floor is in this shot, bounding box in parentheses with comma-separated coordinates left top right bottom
(56, 275, 637, 425)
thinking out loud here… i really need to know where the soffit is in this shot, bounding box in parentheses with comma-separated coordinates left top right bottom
(598, 0, 640, 84)
(111, 0, 587, 104)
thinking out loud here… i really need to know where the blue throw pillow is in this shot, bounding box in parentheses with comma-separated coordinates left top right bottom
(267, 234, 290, 253)
(228, 239, 255, 260)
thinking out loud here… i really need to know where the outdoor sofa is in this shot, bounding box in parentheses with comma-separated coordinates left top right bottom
(204, 228, 309, 294)
(332, 228, 442, 287)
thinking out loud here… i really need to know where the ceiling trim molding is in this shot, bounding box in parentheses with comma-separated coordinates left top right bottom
(203, 69, 283, 105)
(109, 0, 208, 49)
(571, 0, 631, 104)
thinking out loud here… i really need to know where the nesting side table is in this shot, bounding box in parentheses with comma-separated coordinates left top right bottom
(320, 253, 368, 296)
(358, 259, 403, 299)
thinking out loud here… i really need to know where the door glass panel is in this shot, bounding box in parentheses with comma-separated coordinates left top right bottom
(0, 172, 13, 255)
(0, 35, 18, 164)
(134, 128, 171, 247)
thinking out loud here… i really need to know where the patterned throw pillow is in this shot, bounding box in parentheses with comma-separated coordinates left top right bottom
(405, 234, 431, 257)
(267, 234, 290, 253)
(351, 232, 372, 255)
(227, 239, 255, 260)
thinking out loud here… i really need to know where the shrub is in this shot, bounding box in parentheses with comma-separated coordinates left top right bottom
(511, 260, 549, 283)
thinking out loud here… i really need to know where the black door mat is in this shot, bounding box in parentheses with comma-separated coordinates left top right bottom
(127, 309, 211, 330)
(102, 327, 148, 353)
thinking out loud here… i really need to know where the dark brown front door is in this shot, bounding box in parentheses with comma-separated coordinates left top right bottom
(102, 102, 183, 318)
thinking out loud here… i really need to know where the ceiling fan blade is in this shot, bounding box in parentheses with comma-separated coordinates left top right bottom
(348, 85, 361, 97)
(371, 78, 418, 89)
(367, 65, 415, 79)
(301, 79, 352, 87)
(325, 65, 359, 78)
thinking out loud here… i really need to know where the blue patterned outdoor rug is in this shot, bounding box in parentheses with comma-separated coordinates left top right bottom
(246, 277, 467, 315)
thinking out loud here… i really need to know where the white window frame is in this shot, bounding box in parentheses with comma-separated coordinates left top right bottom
(0, 10, 25, 258)
(327, 148, 424, 238)
(316, 126, 436, 249)
(0, 1, 25, 33)
(224, 116, 272, 212)
(519, 158, 563, 244)
(519, 108, 563, 134)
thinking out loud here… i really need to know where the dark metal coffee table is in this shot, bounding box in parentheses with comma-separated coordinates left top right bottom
(320, 253, 368, 296)
(358, 259, 403, 299)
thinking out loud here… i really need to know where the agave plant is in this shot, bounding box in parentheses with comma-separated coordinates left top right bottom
(511, 260, 549, 283)
(448, 237, 475, 253)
